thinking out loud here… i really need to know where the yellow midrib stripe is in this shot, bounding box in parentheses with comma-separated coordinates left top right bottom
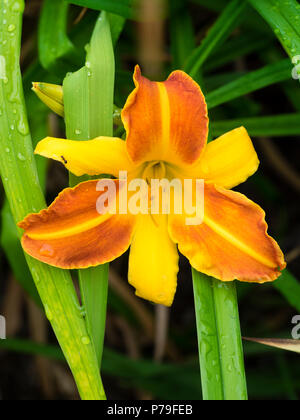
(205, 216, 276, 268)
(28, 212, 112, 241)
(157, 82, 170, 157)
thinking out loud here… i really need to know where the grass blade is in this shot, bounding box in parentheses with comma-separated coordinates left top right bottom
(63, 12, 115, 366)
(273, 269, 300, 313)
(66, 0, 138, 19)
(184, 0, 248, 78)
(1, 201, 41, 306)
(206, 59, 292, 109)
(38, 0, 83, 76)
(192, 270, 248, 400)
(211, 113, 300, 137)
(0, 0, 104, 400)
(204, 33, 273, 73)
(192, 270, 224, 399)
(170, 0, 195, 70)
(250, 0, 300, 59)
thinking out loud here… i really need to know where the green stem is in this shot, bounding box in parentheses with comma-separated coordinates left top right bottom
(192, 270, 248, 400)
(0, 0, 104, 400)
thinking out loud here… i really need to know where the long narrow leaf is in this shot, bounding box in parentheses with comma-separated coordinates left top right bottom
(206, 59, 292, 109)
(184, 0, 248, 78)
(170, 0, 196, 70)
(38, 0, 82, 76)
(204, 33, 273, 73)
(0, 0, 104, 400)
(66, 0, 138, 19)
(192, 271, 248, 400)
(273, 270, 300, 313)
(63, 12, 115, 366)
(211, 114, 300, 137)
(250, 0, 300, 59)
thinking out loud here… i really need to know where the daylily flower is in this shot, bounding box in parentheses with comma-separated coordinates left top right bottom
(18, 66, 286, 307)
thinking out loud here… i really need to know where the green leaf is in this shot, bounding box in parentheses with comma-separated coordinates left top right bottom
(1, 202, 41, 306)
(273, 270, 300, 313)
(249, 0, 300, 59)
(63, 12, 115, 367)
(211, 113, 300, 137)
(0, 0, 104, 400)
(0, 64, 50, 308)
(192, 270, 248, 400)
(190, 0, 270, 34)
(184, 0, 248, 78)
(204, 33, 273, 73)
(38, 0, 83, 76)
(66, 0, 138, 19)
(170, 0, 196, 70)
(206, 59, 292, 109)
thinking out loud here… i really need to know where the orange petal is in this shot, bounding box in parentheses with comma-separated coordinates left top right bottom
(18, 180, 136, 269)
(169, 183, 286, 283)
(122, 65, 208, 167)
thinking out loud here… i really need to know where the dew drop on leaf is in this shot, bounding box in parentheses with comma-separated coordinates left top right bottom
(39, 244, 55, 257)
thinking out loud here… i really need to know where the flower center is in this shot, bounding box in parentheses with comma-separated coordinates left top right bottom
(142, 161, 166, 184)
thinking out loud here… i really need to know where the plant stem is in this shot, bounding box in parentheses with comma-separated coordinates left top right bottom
(0, 0, 104, 400)
(192, 270, 248, 400)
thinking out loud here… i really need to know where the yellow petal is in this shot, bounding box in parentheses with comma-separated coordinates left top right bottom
(180, 127, 259, 189)
(128, 214, 179, 307)
(35, 137, 136, 177)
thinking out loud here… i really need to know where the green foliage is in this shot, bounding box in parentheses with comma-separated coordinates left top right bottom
(66, 0, 138, 19)
(184, 0, 248, 78)
(39, 0, 83, 76)
(0, 0, 299, 402)
(250, 0, 300, 59)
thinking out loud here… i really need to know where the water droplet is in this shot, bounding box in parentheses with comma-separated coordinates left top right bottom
(227, 364, 233, 373)
(81, 336, 91, 345)
(12, 1, 22, 12)
(85, 61, 91, 69)
(39, 244, 55, 257)
(10, 124, 15, 131)
(5, 147, 10, 153)
(17, 118, 29, 135)
(0, 55, 7, 80)
(75, 129, 81, 135)
(17, 152, 26, 161)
